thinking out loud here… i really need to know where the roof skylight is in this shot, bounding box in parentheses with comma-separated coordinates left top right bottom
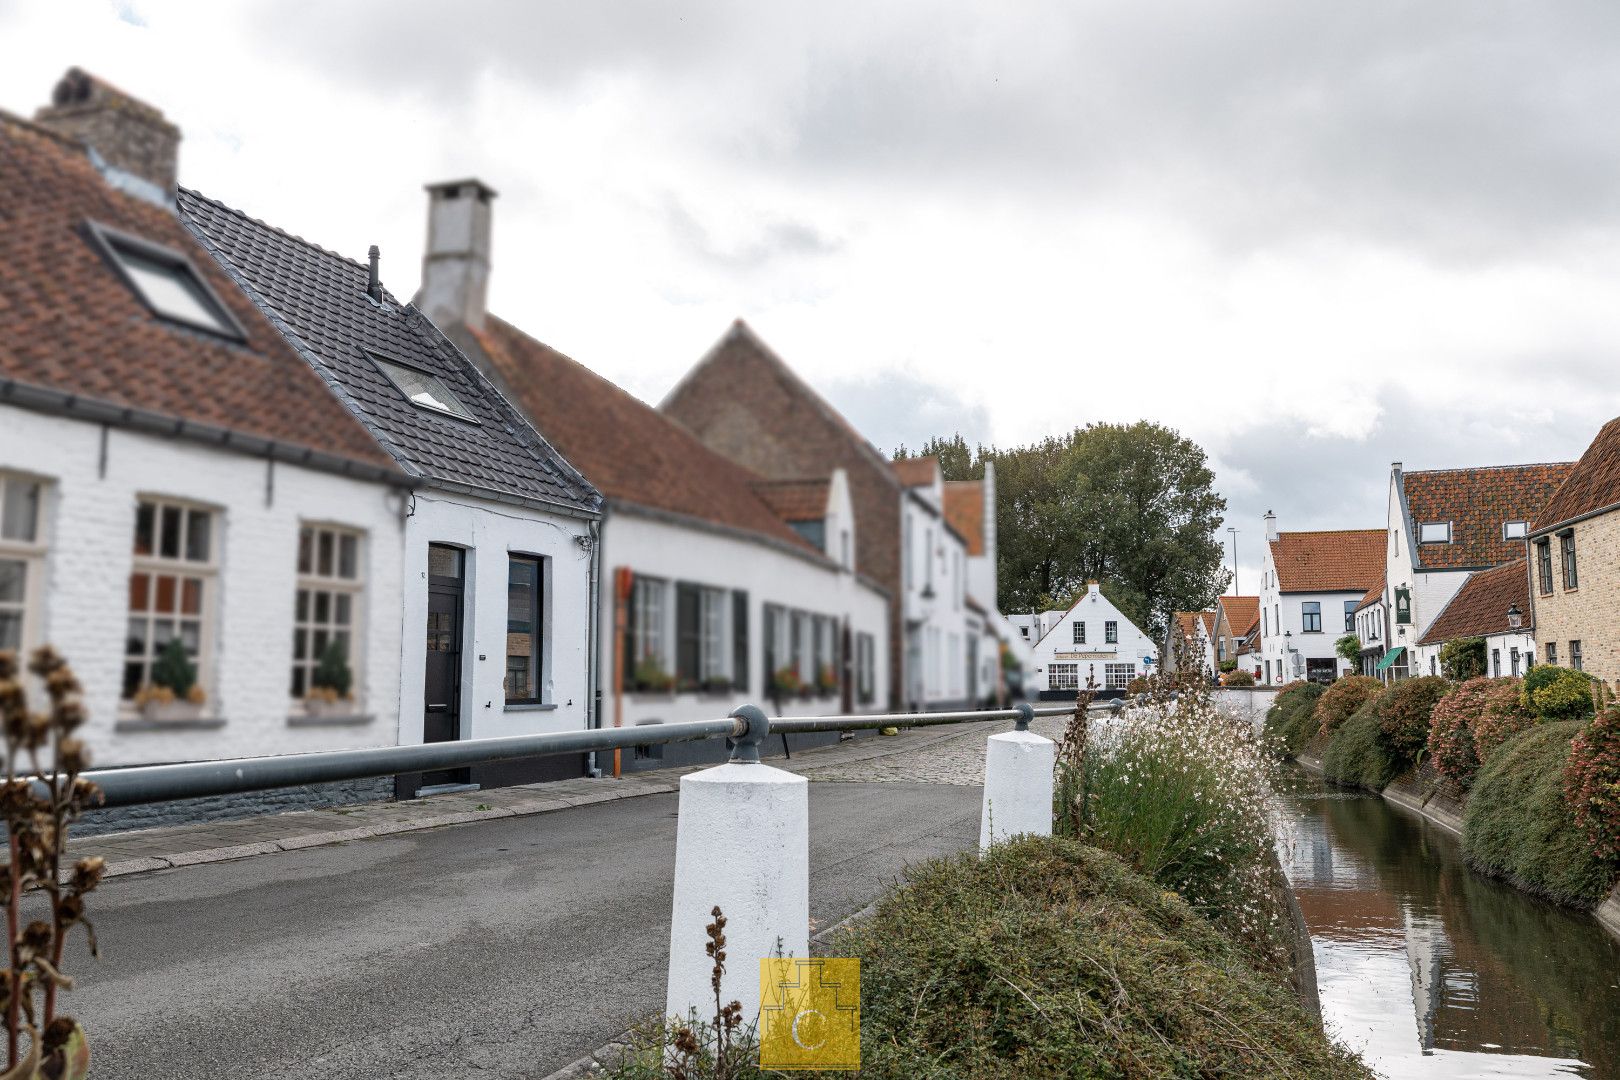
(373, 357, 477, 422)
(89, 223, 243, 338)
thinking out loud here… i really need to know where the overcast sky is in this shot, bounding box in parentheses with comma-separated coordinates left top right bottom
(5, 1, 1618, 593)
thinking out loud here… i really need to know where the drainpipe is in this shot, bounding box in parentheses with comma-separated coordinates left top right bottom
(585, 517, 603, 778)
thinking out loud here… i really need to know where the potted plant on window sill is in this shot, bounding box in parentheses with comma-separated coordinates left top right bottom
(770, 667, 803, 699)
(700, 676, 733, 696)
(134, 638, 206, 722)
(304, 641, 357, 719)
(631, 659, 676, 696)
(815, 664, 839, 698)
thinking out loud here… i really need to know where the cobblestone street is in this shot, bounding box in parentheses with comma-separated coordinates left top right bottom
(788, 715, 1072, 786)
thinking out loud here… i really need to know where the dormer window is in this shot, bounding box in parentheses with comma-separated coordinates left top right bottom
(372, 357, 477, 422)
(1418, 522, 1451, 544)
(1503, 520, 1528, 540)
(88, 221, 244, 339)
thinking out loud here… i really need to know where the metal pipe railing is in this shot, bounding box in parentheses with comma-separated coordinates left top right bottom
(80, 698, 1120, 808)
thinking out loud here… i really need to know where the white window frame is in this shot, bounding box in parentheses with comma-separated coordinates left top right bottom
(632, 576, 668, 667)
(700, 587, 727, 681)
(1419, 521, 1451, 544)
(1105, 663, 1133, 690)
(124, 496, 218, 703)
(1049, 663, 1079, 691)
(1104, 620, 1118, 644)
(0, 473, 49, 658)
(292, 524, 366, 704)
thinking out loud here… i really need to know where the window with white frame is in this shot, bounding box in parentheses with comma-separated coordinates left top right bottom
(505, 554, 543, 704)
(0, 474, 47, 655)
(1104, 621, 1118, 644)
(124, 497, 216, 700)
(1105, 663, 1133, 690)
(1419, 522, 1451, 544)
(292, 524, 365, 701)
(1049, 663, 1079, 691)
(630, 576, 667, 667)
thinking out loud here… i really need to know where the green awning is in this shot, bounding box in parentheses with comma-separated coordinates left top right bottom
(1375, 646, 1405, 673)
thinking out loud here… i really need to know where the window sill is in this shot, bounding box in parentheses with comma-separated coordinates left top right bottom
(503, 702, 558, 713)
(115, 716, 227, 733)
(287, 713, 375, 728)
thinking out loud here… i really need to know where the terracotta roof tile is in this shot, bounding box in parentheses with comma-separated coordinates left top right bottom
(1216, 596, 1258, 635)
(1173, 611, 1214, 641)
(1355, 577, 1386, 611)
(1404, 463, 1574, 568)
(472, 317, 824, 555)
(1418, 559, 1532, 644)
(0, 112, 396, 475)
(1533, 417, 1620, 533)
(753, 478, 829, 523)
(1269, 530, 1383, 593)
(893, 456, 938, 488)
(943, 480, 985, 555)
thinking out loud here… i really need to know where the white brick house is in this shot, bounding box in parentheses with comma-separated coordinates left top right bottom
(1258, 513, 1382, 685)
(1020, 582, 1156, 697)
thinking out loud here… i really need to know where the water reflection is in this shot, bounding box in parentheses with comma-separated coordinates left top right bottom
(1276, 770, 1620, 1079)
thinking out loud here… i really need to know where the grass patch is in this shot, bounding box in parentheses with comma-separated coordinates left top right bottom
(1321, 701, 1400, 791)
(1462, 721, 1620, 908)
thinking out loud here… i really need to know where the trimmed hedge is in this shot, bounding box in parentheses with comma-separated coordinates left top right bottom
(1471, 677, 1534, 761)
(1312, 676, 1381, 739)
(1428, 676, 1492, 790)
(1566, 707, 1620, 862)
(1377, 675, 1450, 766)
(1463, 721, 1619, 908)
(1528, 667, 1595, 721)
(1263, 682, 1327, 757)
(1322, 699, 1400, 791)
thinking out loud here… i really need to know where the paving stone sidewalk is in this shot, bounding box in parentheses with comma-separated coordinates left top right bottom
(71, 717, 1059, 880)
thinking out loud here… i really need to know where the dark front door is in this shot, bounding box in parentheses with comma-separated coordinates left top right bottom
(421, 545, 467, 790)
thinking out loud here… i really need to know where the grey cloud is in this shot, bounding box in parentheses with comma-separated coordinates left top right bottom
(660, 195, 841, 271)
(247, 0, 1620, 261)
(819, 369, 990, 459)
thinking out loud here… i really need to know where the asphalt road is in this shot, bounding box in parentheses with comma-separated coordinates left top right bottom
(64, 781, 982, 1079)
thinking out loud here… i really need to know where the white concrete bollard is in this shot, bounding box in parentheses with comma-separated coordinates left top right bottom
(979, 703, 1056, 852)
(665, 706, 809, 1029)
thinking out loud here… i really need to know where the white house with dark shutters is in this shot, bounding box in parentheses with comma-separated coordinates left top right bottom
(408, 180, 891, 770)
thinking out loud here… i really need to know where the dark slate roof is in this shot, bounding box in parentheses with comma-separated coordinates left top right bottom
(177, 189, 599, 515)
(0, 112, 400, 481)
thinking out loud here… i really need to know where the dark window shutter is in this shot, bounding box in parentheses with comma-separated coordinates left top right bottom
(733, 591, 749, 692)
(676, 583, 702, 683)
(763, 605, 777, 685)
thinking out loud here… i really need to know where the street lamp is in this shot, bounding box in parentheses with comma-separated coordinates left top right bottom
(1506, 603, 1523, 631)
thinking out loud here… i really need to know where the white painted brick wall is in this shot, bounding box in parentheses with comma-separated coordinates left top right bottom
(1, 404, 405, 766)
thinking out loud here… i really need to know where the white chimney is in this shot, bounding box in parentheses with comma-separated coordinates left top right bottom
(1263, 510, 1279, 542)
(418, 179, 497, 332)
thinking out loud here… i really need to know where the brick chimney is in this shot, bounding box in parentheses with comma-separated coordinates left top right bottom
(417, 179, 497, 333)
(34, 68, 180, 200)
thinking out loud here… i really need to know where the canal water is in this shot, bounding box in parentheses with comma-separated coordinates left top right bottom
(1276, 769, 1620, 1078)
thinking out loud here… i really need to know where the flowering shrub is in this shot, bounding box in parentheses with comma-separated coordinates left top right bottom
(1470, 677, 1534, 761)
(1064, 694, 1288, 967)
(1377, 675, 1450, 764)
(1529, 667, 1595, 721)
(1428, 677, 1493, 790)
(1565, 707, 1620, 862)
(1224, 670, 1256, 687)
(1313, 676, 1381, 738)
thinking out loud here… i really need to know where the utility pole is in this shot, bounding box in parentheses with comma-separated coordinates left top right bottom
(1228, 527, 1240, 594)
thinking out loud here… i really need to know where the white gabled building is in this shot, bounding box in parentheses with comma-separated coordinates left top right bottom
(1164, 611, 1216, 678)
(0, 74, 411, 798)
(413, 182, 892, 771)
(1258, 512, 1383, 685)
(945, 464, 1020, 705)
(894, 457, 977, 709)
(1019, 582, 1156, 697)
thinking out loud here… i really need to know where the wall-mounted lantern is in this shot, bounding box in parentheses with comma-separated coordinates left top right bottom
(1506, 603, 1523, 631)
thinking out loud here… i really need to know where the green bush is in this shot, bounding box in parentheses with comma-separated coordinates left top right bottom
(1529, 667, 1595, 721)
(1312, 675, 1381, 738)
(1463, 721, 1619, 908)
(1263, 682, 1327, 757)
(1428, 676, 1491, 790)
(1472, 676, 1535, 760)
(1224, 669, 1256, 687)
(1565, 707, 1620, 863)
(1377, 675, 1450, 765)
(1322, 699, 1401, 791)
(1439, 636, 1487, 680)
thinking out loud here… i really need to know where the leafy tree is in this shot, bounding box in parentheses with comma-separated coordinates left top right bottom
(1335, 634, 1361, 664)
(894, 433, 979, 481)
(1438, 637, 1487, 680)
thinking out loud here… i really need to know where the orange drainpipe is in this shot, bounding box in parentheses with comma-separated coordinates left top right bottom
(612, 566, 634, 778)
